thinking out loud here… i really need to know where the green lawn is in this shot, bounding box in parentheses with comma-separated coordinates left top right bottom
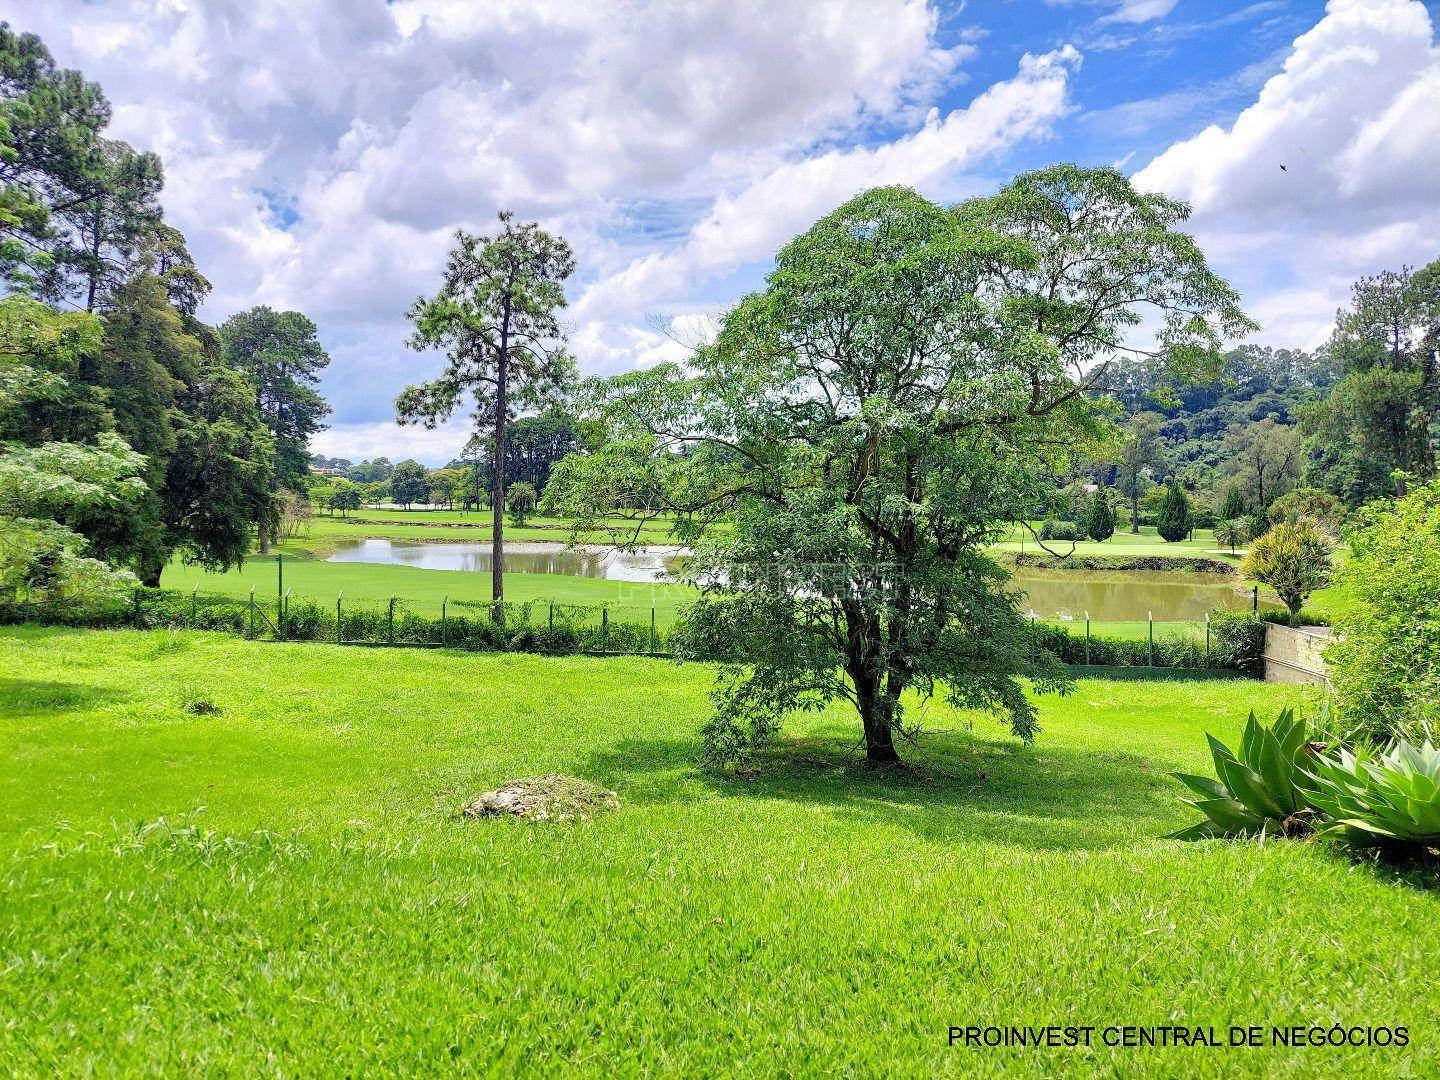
(3, 627, 1436, 1075)
(292, 510, 685, 555)
(162, 553, 694, 625)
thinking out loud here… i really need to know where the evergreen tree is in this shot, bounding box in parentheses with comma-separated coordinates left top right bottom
(1218, 485, 1246, 521)
(219, 306, 331, 551)
(1156, 482, 1192, 542)
(1083, 488, 1116, 542)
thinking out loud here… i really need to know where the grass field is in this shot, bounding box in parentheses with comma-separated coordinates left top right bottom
(162, 552, 693, 625)
(3, 627, 1436, 1075)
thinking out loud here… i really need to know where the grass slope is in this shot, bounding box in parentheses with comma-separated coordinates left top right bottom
(3, 628, 1436, 1076)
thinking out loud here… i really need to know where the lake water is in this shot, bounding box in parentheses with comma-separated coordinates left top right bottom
(326, 540, 1268, 621)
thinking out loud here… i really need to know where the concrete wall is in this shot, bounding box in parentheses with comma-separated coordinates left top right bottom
(1263, 624, 1332, 686)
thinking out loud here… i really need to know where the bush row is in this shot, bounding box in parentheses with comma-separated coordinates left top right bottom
(0, 589, 1267, 673)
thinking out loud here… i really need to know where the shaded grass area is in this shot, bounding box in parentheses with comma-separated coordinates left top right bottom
(2, 627, 1436, 1076)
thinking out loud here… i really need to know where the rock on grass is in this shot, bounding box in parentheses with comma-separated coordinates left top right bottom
(462, 775, 619, 823)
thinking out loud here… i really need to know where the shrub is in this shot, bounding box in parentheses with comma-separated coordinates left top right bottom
(1304, 740, 1440, 849)
(1038, 519, 1083, 542)
(1269, 487, 1344, 534)
(507, 481, 538, 526)
(1082, 489, 1116, 542)
(1240, 519, 1332, 617)
(1327, 479, 1440, 744)
(1156, 483, 1192, 542)
(1207, 611, 1265, 675)
(1168, 708, 1317, 840)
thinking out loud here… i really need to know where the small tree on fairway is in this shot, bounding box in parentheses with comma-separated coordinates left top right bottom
(389, 459, 427, 508)
(1215, 518, 1248, 554)
(507, 480, 537, 526)
(1241, 519, 1331, 618)
(1115, 413, 1166, 533)
(1083, 489, 1116, 542)
(398, 213, 575, 621)
(547, 168, 1251, 764)
(329, 479, 361, 517)
(1156, 482, 1192, 542)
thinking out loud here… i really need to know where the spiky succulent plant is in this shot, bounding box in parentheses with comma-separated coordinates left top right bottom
(1168, 708, 1317, 841)
(1303, 740, 1440, 848)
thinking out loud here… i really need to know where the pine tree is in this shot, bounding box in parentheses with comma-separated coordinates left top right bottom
(1083, 488, 1116, 542)
(1218, 485, 1246, 521)
(1156, 482, 1192, 543)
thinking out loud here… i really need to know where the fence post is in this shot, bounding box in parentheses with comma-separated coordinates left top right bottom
(277, 553, 283, 608)
(388, 595, 396, 644)
(601, 607, 609, 652)
(1252, 584, 1259, 613)
(1085, 611, 1091, 666)
(1205, 611, 1211, 667)
(441, 596, 448, 646)
(1148, 611, 1154, 667)
(248, 586, 255, 638)
(337, 593, 343, 645)
(191, 584, 198, 624)
(549, 601, 554, 632)
(650, 602, 656, 655)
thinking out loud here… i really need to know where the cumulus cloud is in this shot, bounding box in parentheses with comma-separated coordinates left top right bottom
(4, 0, 990, 459)
(1134, 0, 1440, 346)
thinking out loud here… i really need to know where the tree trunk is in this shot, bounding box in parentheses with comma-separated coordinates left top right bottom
(1130, 493, 1140, 534)
(849, 651, 901, 765)
(492, 315, 510, 623)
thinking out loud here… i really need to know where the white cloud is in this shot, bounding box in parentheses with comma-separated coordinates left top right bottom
(1135, 0, 1440, 346)
(575, 47, 1082, 326)
(1100, 1, 1180, 25)
(2, 0, 985, 460)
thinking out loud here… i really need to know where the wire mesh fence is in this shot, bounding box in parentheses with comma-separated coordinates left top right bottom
(0, 584, 1268, 674)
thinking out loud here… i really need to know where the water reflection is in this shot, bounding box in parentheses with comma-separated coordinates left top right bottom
(327, 539, 675, 582)
(325, 540, 1269, 621)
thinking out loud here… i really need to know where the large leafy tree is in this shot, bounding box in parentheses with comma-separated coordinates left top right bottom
(397, 213, 575, 615)
(548, 167, 1251, 764)
(1222, 416, 1300, 511)
(0, 296, 144, 600)
(1303, 261, 1439, 502)
(77, 274, 272, 585)
(1114, 412, 1167, 533)
(219, 306, 331, 552)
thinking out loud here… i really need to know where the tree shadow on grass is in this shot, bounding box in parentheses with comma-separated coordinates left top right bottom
(0, 678, 128, 719)
(583, 728, 1190, 853)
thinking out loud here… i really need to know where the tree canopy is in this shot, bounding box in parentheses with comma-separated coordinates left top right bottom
(548, 168, 1251, 763)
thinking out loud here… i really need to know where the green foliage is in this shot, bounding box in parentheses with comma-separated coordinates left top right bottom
(1167, 708, 1315, 840)
(506, 479, 537, 526)
(388, 459, 428, 507)
(1327, 479, 1440, 744)
(1269, 486, 1344, 533)
(1038, 518, 1083, 542)
(326, 478, 362, 516)
(1240, 519, 1332, 617)
(1082, 488, 1116, 542)
(0, 296, 143, 600)
(1214, 518, 1248, 554)
(1305, 740, 1440, 847)
(1155, 482, 1191, 542)
(219, 306, 330, 494)
(1114, 412, 1166, 533)
(552, 169, 1251, 764)
(1207, 611, 1267, 675)
(80, 275, 272, 584)
(1218, 485, 1247, 521)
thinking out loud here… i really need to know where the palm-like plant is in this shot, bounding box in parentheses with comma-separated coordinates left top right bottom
(1168, 708, 1317, 840)
(1214, 518, 1248, 555)
(1304, 740, 1440, 847)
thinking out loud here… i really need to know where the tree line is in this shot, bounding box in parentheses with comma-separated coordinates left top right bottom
(1, 24, 329, 591)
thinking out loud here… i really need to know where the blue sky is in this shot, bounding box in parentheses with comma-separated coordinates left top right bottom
(6, 1, 1439, 464)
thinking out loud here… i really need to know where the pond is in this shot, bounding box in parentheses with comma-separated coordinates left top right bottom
(325, 540, 1270, 622)
(327, 539, 676, 583)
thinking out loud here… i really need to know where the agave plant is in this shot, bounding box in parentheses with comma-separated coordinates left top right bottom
(1303, 740, 1440, 848)
(1167, 708, 1317, 840)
